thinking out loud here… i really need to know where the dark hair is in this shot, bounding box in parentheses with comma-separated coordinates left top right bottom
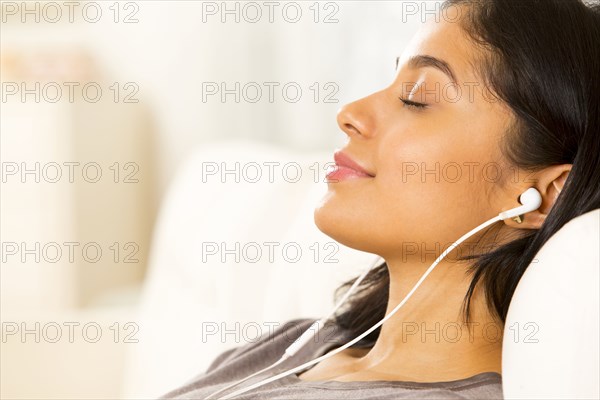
(333, 0, 600, 347)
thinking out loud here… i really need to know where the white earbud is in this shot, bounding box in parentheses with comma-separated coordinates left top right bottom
(498, 187, 543, 220)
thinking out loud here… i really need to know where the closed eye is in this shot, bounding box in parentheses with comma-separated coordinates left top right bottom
(399, 97, 428, 110)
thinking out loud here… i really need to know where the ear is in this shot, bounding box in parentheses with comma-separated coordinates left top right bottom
(503, 164, 572, 230)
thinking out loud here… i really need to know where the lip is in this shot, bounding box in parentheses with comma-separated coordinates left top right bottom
(326, 151, 375, 182)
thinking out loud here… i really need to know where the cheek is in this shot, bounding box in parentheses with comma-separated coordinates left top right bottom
(382, 177, 461, 230)
(369, 138, 483, 246)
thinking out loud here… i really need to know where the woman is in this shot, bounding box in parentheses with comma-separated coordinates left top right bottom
(161, 0, 600, 398)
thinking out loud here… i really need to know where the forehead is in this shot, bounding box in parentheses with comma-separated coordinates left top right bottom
(397, 13, 481, 84)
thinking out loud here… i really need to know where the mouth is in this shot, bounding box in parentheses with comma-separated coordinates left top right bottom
(326, 150, 376, 182)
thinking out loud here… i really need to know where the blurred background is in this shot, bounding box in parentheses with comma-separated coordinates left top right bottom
(1, 1, 424, 398)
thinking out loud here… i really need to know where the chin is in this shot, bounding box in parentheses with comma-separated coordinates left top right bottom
(313, 193, 379, 254)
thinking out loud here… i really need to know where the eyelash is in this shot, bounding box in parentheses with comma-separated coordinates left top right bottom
(399, 97, 428, 110)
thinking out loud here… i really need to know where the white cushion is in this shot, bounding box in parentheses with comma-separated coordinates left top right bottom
(502, 209, 600, 399)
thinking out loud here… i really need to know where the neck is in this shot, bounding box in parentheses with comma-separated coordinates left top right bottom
(355, 254, 503, 382)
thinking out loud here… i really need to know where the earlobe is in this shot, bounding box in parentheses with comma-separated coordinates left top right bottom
(524, 213, 547, 229)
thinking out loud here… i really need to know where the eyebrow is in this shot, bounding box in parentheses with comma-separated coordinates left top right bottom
(396, 55, 458, 85)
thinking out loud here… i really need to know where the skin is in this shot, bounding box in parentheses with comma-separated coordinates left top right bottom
(306, 7, 572, 383)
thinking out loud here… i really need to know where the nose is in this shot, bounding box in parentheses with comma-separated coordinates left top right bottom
(336, 96, 375, 139)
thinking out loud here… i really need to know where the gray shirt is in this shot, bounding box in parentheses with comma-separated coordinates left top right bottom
(160, 318, 503, 399)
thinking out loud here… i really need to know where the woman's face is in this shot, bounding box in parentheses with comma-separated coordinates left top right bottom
(314, 13, 516, 260)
